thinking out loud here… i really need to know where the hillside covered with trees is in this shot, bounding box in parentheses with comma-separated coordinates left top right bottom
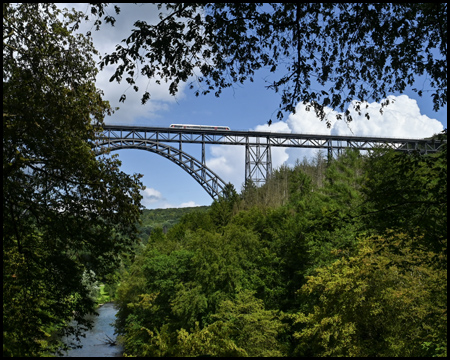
(3, 3, 446, 357)
(137, 206, 209, 242)
(114, 146, 447, 357)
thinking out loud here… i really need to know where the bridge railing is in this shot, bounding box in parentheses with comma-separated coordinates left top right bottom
(96, 125, 446, 198)
(99, 125, 445, 152)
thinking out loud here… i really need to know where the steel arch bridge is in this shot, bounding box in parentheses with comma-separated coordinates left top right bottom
(101, 142, 226, 200)
(97, 125, 445, 200)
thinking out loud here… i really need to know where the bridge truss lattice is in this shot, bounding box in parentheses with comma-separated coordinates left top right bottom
(98, 125, 445, 199)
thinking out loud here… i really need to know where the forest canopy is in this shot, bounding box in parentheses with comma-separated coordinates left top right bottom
(114, 147, 447, 357)
(2, 3, 447, 357)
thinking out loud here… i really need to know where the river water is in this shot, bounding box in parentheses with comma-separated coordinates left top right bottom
(63, 302, 123, 357)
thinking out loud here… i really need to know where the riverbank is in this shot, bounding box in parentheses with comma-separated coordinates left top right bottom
(97, 283, 113, 305)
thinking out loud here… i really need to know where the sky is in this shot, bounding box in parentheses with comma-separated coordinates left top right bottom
(64, 4, 446, 209)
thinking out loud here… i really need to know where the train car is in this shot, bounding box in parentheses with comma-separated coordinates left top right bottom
(170, 124, 230, 131)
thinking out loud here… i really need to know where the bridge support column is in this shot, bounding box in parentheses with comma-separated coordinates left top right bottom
(201, 136, 205, 165)
(245, 137, 272, 186)
(327, 140, 343, 162)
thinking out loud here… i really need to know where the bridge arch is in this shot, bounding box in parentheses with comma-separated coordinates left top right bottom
(98, 125, 446, 200)
(98, 140, 227, 200)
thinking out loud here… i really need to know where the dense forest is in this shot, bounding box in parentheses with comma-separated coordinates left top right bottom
(112, 145, 447, 357)
(136, 206, 210, 242)
(3, 4, 447, 357)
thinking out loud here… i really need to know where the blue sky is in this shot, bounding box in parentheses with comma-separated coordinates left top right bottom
(67, 4, 447, 209)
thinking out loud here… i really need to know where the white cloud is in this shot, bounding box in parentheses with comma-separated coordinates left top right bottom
(141, 187, 203, 209)
(206, 95, 444, 191)
(287, 95, 443, 139)
(287, 104, 337, 135)
(61, 3, 188, 125)
(141, 187, 164, 207)
(284, 95, 444, 164)
(207, 145, 246, 187)
(97, 63, 188, 125)
(178, 201, 202, 208)
(150, 200, 203, 210)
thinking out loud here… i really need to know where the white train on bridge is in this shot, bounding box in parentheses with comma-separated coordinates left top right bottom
(170, 124, 230, 131)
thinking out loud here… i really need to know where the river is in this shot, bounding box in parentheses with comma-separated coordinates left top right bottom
(63, 302, 123, 357)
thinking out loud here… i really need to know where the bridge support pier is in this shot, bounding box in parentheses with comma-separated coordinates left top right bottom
(327, 140, 343, 162)
(245, 137, 272, 186)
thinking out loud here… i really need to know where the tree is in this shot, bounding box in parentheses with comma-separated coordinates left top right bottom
(292, 232, 447, 357)
(209, 183, 240, 228)
(321, 148, 365, 209)
(176, 290, 287, 357)
(296, 149, 366, 274)
(362, 145, 447, 254)
(93, 3, 446, 125)
(3, 4, 143, 356)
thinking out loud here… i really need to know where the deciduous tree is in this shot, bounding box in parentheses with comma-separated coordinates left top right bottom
(362, 145, 447, 254)
(292, 232, 447, 357)
(3, 4, 143, 356)
(93, 3, 446, 125)
(176, 289, 286, 357)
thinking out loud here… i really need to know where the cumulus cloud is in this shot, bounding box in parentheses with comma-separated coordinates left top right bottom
(178, 201, 202, 208)
(141, 187, 203, 209)
(96, 64, 180, 125)
(63, 3, 188, 125)
(288, 95, 443, 138)
(207, 145, 246, 187)
(153, 200, 203, 210)
(207, 95, 444, 191)
(141, 187, 164, 207)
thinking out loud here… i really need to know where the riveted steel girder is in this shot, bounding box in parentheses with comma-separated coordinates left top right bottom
(100, 125, 445, 154)
(98, 125, 446, 198)
(97, 139, 227, 200)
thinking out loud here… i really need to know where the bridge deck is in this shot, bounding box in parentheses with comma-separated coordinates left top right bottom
(98, 125, 445, 199)
(101, 125, 444, 152)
